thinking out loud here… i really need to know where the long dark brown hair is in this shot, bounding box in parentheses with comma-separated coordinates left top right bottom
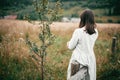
(79, 9, 96, 35)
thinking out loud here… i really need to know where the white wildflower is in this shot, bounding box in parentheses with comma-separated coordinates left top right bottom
(8, 34, 11, 37)
(19, 38, 24, 42)
(20, 32, 24, 35)
(106, 49, 109, 51)
(118, 60, 120, 64)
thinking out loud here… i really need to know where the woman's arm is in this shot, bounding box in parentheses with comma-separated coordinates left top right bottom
(67, 29, 79, 50)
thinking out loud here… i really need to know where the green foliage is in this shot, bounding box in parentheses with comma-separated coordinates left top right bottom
(117, 20, 120, 23)
(96, 30, 120, 80)
(0, 35, 2, 43)
(25, 0, 62, 80)
(0, 55, 41, 80)
(0, 0, 33, 17)
(0, 33, 41, 80)
(71, 13, 79, 17)
(17, 6, 39, 20)
(107, 19, 113, 23)
(87, 0, 120, 15)
(0, 0, 32, 8)
(97, 52, 120, 80)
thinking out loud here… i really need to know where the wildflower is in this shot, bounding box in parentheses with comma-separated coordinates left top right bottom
(106, 48, 109, 51)
(19, 38, 24, 42)
(20, 32, 24, 35)
(8, 34, 11, 37)
(118, 60, 120, 64)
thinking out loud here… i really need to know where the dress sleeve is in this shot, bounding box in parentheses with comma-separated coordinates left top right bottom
(67, 29, 79, 50)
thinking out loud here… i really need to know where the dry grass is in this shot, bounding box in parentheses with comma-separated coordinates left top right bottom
(0, 19, 120, 80)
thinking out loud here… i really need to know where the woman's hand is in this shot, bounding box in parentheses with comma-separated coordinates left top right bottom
(67, 41, 69, 48)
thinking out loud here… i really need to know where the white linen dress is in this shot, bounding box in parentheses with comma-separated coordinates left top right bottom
(67, 27, 98, 80)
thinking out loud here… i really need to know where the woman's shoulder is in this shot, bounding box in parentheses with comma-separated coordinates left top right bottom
(74, 27, 85, 32)
(72, 28, 84, 36)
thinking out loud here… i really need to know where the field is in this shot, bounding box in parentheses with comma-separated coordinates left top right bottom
(0, 19, 120, 80)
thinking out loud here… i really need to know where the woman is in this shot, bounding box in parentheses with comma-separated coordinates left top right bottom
(67, 9, 98, 80)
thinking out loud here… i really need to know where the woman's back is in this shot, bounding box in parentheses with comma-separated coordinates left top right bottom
(76, 27, 98, 55)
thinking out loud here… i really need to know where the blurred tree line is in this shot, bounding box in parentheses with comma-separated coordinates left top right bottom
(87, 0, 120, 15)
(0, 0, 120, 19)
(0, 0, 33, 17)
(0, 0, 32, 7)
(50, 0, 120, 15)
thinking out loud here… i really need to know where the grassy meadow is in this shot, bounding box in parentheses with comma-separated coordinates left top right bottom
(0, 19, 120, 80)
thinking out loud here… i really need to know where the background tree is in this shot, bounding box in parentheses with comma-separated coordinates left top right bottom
(87, 0, 120, 15)
(0, 0, 33, 17)
(26, 0, 62, 80)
